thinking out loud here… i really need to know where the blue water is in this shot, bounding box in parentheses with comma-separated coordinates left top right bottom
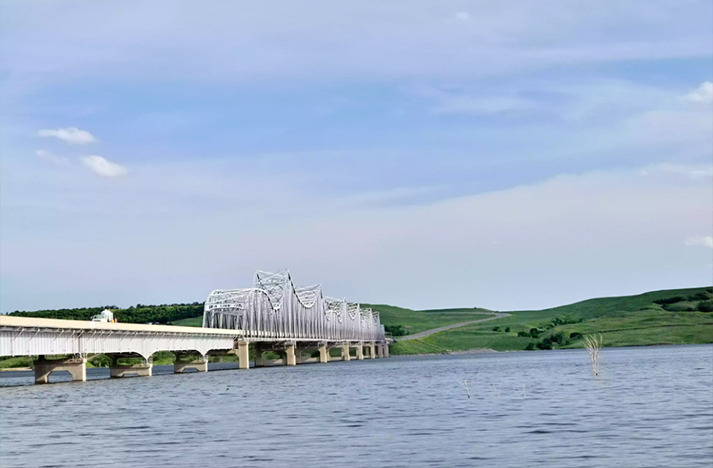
(1, 345, 711, 467)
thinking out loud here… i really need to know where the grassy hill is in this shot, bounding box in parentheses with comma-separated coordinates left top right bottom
(171, 316, 204, 327)
(383, 286, 713, 354)
(4, 286, 711, 364)
(170, 304, 492, 333)
(357, 304, 491, 335)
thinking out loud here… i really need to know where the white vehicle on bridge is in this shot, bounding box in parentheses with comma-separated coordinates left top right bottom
(90, 309, 114, 323)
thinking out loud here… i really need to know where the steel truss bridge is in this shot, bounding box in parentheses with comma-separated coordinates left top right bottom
(203, 270, 386, 342)
(0, 270, 390, 384)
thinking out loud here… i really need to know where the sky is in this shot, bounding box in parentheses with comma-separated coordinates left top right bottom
(1, 1, 712, 313)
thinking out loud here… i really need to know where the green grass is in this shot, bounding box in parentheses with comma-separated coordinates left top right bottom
(172, 304, 492, 335)
(171, 316, 203, 327)
(4, 286, 712, 367)
(144, 287, 713, 356)
(361, 303, 492, 335)
(391, 286, 713, 354)
(0, 356, 34, 369)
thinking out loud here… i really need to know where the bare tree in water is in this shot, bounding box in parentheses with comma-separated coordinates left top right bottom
(584, 334, 603, 376)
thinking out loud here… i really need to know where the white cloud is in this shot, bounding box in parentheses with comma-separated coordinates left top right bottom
(38, 127, 97, 145)
(80, 155, 128, 177)
(684, 81, 713, 103)
(416, 86, 534, 115)
(455, 12, 470, 22)
(338, 185, 447, 206)
(639, 163, 713, 179)
(436, 94, 533, 115)
(3, 159, 711, 312)
(2, 1, 711, 89)
(35, 150, 69, 165)
(685, 236, 713, 249)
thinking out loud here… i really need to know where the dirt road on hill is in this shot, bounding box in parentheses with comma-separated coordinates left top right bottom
(397, 312, 510, 341)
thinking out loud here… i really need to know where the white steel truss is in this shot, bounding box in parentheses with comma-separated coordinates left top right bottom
(203, 270, 386, 342)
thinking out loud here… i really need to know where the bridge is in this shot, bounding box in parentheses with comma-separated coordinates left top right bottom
(0, 270, 390, 384)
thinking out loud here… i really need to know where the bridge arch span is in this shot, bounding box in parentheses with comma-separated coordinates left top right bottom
(203, 270, 385, 342)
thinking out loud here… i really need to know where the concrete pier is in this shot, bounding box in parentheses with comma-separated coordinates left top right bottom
(34, 356, 87, 384)
(237, 341, 250, 369)
(24, 339, 389, 384)
(173, 353, 208, 373)
(285, 344, 296, 366)
(319, 343, 329, 363)
(295, 348, 310, 364)
(341, 343, 351, 361)
(254, 344, 266, 367)
(2, 316, 391, 385)
(110, 356, 153, 378)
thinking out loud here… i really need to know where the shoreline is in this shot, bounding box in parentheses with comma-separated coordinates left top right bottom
(390, 348, 499, 357)
(389, 341, 713, 357)
(2, 342, 711, 371)
(1, 344, 711, 373)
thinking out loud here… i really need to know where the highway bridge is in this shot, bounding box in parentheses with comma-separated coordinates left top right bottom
(0, 270, 390, 384)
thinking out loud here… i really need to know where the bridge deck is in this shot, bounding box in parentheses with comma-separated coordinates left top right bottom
(0, 316, 388, 358)
(0, 315, 243, 336)
(0, 315, 390, 384)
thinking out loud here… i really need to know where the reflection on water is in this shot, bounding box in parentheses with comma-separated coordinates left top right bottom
(1, 345, 711, 467)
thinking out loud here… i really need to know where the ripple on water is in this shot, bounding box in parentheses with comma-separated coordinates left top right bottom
(1, 345, 712, 468)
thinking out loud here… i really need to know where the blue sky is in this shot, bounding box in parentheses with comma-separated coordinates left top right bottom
(1, 1, 712, 313)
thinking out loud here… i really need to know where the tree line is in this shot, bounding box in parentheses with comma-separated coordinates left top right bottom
(9, 302, 205, 324)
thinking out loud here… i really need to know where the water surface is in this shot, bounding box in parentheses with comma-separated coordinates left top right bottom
(1, 345, 711, 467)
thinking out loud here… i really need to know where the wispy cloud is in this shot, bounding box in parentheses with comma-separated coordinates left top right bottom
(417, 87, 535, 115)
(2, 1, 713, 313)
(35, 150, 69, 166)
(684, 81, 713, 103)
(38, 127, 97, 145)
(3, 161, 710, 312)
(2, 1, 710, 88)
(685, 236, 713, 249)
(435, 94, 534, 115)
(640, 163, 713, 179)
(338, 185, 448, 206)
(80, 155, 128, 177)
(455, 12, 470, 22)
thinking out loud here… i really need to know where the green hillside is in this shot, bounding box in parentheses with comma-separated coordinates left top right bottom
(173, 304, 492, 333)
(358, 304, 491, 335)
(171, 316, 204, 327)
(385, 286, 713, 354)
(5, 286, 712, 363)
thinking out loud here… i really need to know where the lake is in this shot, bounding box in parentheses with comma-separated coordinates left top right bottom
(1, 345, 711, 467)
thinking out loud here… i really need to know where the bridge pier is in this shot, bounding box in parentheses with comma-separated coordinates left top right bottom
(341, 343, 351, 361)
(173, 353, 207, 373)
(34, 356, 87, 384)
(285, 343, 296, 366)
(319, 343, 329, 363)
(109, 355, 153, 378)
(369, 342, 376, 359)
(295, 348, 311, 364)
(356, 342, 364, 360)
(237, 341, 250, 369)
(253, 344, 266, 368)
